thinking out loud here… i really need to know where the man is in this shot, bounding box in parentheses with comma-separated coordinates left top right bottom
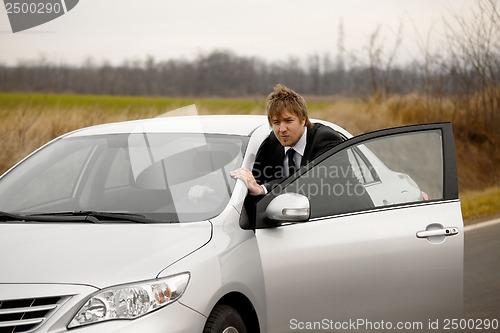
(230, 84, 344, 195)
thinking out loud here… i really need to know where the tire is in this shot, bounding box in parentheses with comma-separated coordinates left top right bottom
(203, 304, 248, 333)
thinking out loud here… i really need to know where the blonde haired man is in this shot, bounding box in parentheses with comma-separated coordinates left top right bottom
(231, 84, 344, 195)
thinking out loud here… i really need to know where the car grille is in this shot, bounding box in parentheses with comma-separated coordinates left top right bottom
(0, 296, 66, 333)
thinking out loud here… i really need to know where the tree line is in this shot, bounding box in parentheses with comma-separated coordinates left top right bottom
(0, 50, 437, 97)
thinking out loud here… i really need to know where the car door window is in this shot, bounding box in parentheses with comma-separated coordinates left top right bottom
(283, 129, 444, 219)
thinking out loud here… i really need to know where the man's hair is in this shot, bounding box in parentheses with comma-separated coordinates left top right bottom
(266, 84, 312, 127)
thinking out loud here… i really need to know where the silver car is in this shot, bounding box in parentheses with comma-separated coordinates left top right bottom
(0, 113, 463, 333)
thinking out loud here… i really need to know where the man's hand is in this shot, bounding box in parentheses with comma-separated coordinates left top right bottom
(230, 167, 265, 196)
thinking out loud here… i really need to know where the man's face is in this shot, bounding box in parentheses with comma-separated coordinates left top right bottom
(271, 109, 306, 147)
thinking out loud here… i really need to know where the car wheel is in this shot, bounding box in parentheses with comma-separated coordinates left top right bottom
(203, 304, 247, 333)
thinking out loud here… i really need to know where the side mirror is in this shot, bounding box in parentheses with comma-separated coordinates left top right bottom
(265, 193, 310, 222)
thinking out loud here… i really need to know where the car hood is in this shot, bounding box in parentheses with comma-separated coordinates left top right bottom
(0, 222, 211, 287)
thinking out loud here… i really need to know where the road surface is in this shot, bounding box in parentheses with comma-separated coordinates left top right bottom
(464, 218, 500, 332)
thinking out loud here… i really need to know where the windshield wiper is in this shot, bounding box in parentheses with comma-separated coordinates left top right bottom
(1, 210, 167, 223)
(0, 210, 98, 223)
(29, 211, 166, 223)
(0, 211, 29, 222)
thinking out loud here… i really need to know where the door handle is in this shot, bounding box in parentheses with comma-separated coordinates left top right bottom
(416, 227, 459, 238)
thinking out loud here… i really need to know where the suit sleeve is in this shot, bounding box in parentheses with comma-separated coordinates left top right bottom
(252, 134, 286, 193)
(309, 125, 345, 160)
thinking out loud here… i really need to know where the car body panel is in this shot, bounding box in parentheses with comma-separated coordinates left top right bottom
(0, 221, 211, 287)
(159, 206, 268, 332)
(256, 201, 463, 331)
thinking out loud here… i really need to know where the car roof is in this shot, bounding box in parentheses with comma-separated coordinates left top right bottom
(65, 114, 352, 138)
(66, 115, 270, 137)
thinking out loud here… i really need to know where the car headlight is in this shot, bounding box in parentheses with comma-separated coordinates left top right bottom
(68, 273, 190, 328)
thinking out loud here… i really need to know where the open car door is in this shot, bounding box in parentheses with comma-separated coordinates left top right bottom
(254, 123, 463, 332)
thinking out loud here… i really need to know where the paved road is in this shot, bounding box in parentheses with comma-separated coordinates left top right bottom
(464, 219, 500, 332)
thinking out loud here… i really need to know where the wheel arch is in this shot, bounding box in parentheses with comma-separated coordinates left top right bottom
(212, 292, 261, 333)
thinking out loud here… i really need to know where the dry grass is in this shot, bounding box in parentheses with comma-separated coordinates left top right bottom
(1, 92, 499, 222)
(461, 187, 500, 224)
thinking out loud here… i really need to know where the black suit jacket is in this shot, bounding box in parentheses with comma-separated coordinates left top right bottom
(253, 123, 344, 192)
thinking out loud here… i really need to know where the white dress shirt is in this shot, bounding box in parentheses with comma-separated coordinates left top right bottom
(261, 127, 308, 194)
(284, 127, 307, 177)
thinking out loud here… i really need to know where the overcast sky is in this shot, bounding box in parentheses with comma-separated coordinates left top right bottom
(0, 0, 476, 66)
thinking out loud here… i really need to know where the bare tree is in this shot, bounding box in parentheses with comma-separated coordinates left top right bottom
(365, 23, 404, 97)
(444, 0, 500, 131)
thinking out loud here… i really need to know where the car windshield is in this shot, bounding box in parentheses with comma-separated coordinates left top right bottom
(0, 132, 248, 223)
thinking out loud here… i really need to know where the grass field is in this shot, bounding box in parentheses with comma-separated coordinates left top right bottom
(0, 92, 498, 224)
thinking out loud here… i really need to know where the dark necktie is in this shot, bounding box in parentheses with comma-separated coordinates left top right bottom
(286, 148, 296, 176)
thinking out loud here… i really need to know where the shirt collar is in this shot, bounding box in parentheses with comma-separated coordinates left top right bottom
(285, 126, 307, 157)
